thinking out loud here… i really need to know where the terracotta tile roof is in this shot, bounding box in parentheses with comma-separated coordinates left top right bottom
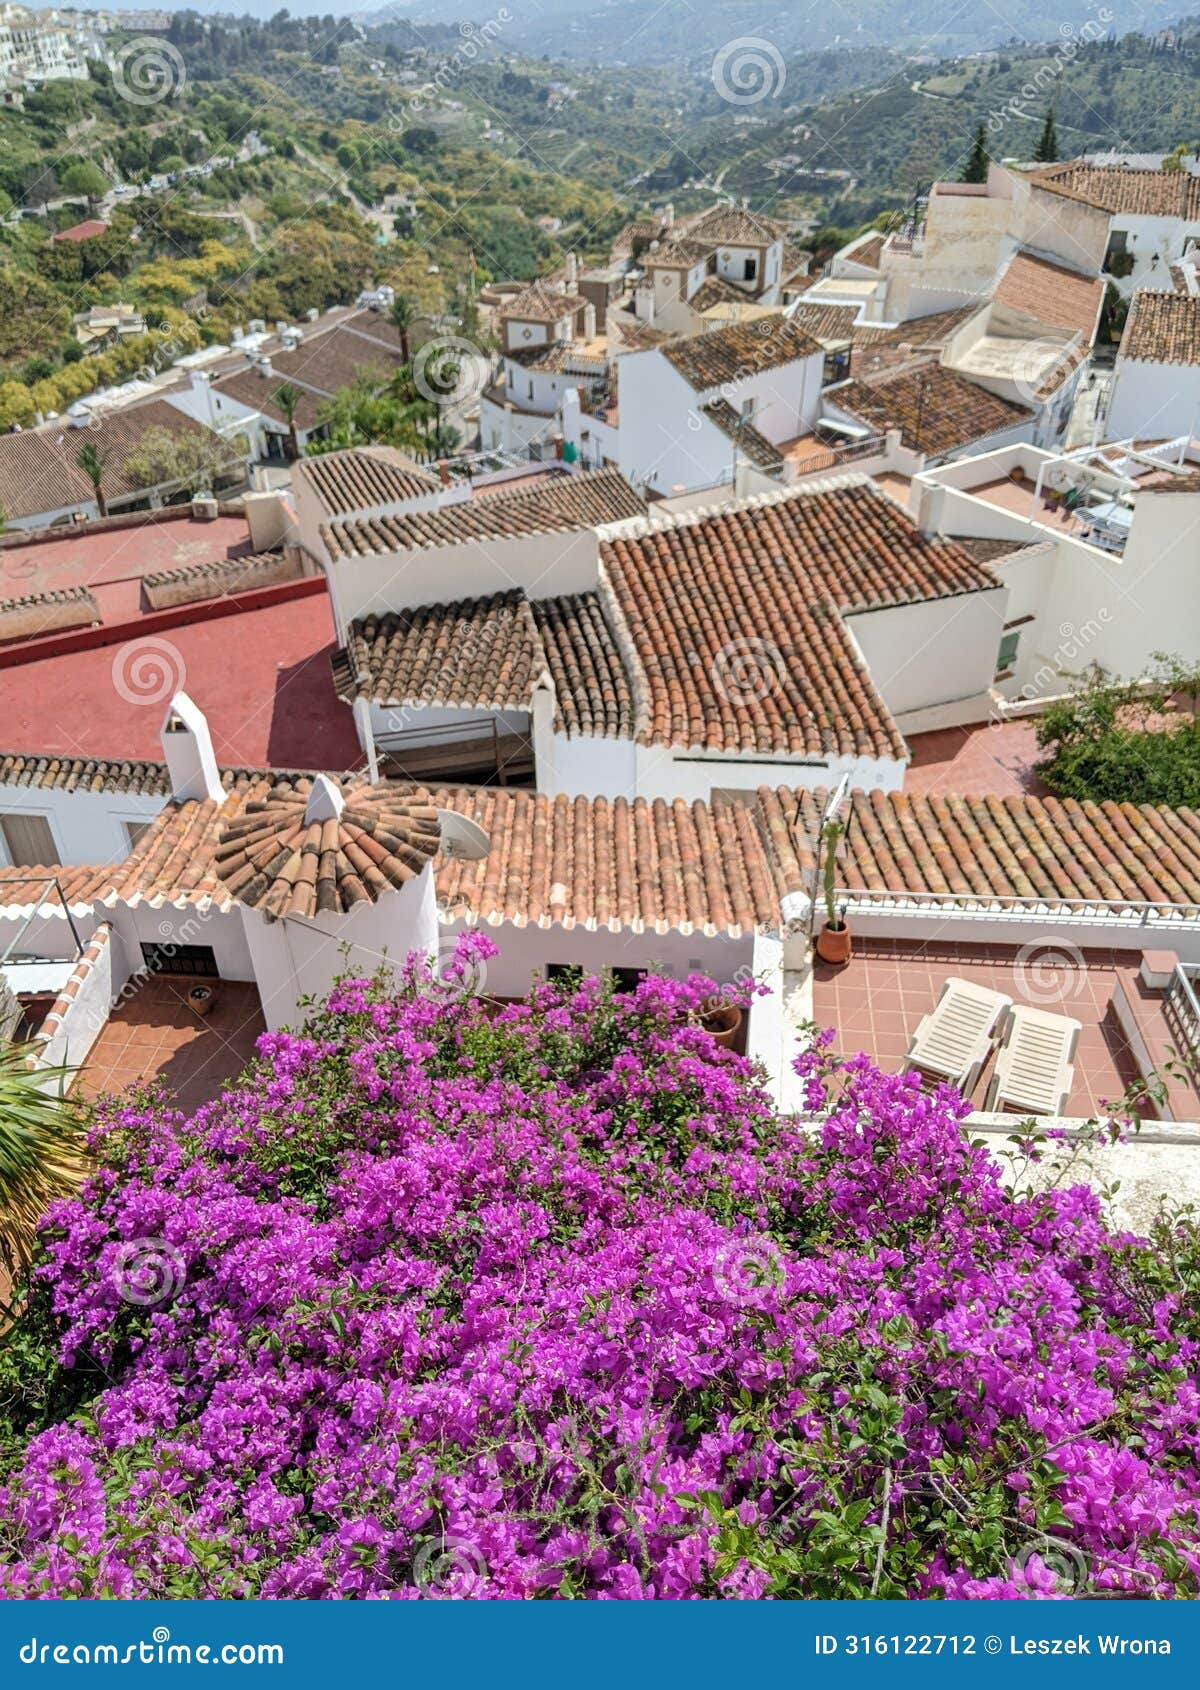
(781, 241, 812, 284)
(661, 318, 822, 392)
(504, 280, 587, 322)
(953, 537, 1044, 564)
(0, 399, 239, 523)
(0, 751, 172, 797)
(213, 324, 404, 428)
(331, 587, 633, 739)
(213, 777, 441, 921)
(686, 206, 789, 247)
(322, 467, 645, 559)
(600, 479, 995, 761)
(646, 238, 713, 269)
(790, 302, 861, 345)
(295, 447, 439, 516)
(690, 275, 751, 312)
(51, 220, 108, 243)
(1033, 162, 1200, 220)
(845, 232, 885, 269)
(433, 786, 792, 937)
(330, 592, 545, 711)
(994, 251, 1105, 337)
(507, 342, 608, 375)
(701, 400, 785, 470)
(831, 364, 1032, 458)
(0, 863, 117, 908)
(852, 306, 979, 349)
(1119, 290, 1200, 365)
(530, 592, 633, 738)
(759, 788, 1200, 910)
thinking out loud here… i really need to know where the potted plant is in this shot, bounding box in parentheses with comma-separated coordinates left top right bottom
(815, 819, 852, 965)
(696, 995, 742, 1049)
(187, 983, 218, 1018)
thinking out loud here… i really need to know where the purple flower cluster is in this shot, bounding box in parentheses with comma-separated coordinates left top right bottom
(1, 937, 1197, 1599)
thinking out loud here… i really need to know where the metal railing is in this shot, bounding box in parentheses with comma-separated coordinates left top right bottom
(836, 886, 1200, 927)
(1164, 963, 1200, 1057)
(0, 875, 86, 967)
(788, 433, 887, 481)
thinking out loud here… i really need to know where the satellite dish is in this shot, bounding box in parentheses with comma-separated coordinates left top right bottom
(437, 810, 491, 862)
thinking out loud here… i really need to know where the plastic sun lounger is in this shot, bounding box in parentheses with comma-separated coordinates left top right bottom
(984, 1004, 1082, 1117)
(905, 977, 1013, 1094)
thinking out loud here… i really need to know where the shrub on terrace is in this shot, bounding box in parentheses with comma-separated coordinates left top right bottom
(0, 938, 1197, 1599)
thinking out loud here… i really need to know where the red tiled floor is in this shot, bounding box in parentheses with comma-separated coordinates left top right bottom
(0, 591, 360, 772)
(904, 718, 1048, 798)
(813, 938, 1154, 1118)
(77, 977, 265, 1111)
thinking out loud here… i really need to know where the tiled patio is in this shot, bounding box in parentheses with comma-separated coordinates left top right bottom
(813, 938, 1163, 1118)
(904, 718, 1048, 798)
(76, 978, 266, 1112)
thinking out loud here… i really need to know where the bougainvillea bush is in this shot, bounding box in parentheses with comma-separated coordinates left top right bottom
(1, 937, 1198, 1599)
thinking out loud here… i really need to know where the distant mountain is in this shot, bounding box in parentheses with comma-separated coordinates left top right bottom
(374, 0, 1185, 64)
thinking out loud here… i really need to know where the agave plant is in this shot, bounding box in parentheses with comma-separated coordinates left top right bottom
(0, 1044, 82, 1294)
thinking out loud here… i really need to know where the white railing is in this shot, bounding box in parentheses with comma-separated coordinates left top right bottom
(837, 887, 1200, 928)
(1164, 964, 1200, 1057)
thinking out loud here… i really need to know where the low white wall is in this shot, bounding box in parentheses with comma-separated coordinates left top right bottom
(35, 923, 121, 1073)
(546, 731, 638, 799)
(838, 900, 1200, 966)
(632, 745, 905, 803)
(440, 916, 756, 1000)
(107, 901, 257, 986)
(329, 526, 601, 626)
(246, 868, 438, 1030)
(846, 588, 1007, 721)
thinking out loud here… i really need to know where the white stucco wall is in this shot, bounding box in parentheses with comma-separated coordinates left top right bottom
(243, 867, 438, 1030)
(1106, 355, 1200, 442)
(846, 588, 1008, 721)
(326, 526, 602, 630)
(0, 784, 165, 869)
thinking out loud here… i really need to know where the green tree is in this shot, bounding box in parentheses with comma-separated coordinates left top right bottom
(59, 161, 109, 199)
(123, 425, 245, 496)
(961, 122, 989, 184)
(271, 382, 303, 460)
(1034, 108, 1058, 164)
(77, 440, 110, 518)
(1035, 657, 1200, 805)
(0, 1044, 81, 1291)
(389, 293, 417, 363)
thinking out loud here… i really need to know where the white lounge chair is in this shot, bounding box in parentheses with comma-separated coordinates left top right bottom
(984, 1005, 1081, 1116)
(906, 977, 1012, 1094)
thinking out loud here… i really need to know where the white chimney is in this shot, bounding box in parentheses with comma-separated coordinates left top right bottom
(565, 252, 578, 287)
(663, 203, 675, 229)
(232, 325, 244, 344)
(161, 692, 224, 805)
(258, 357, 273, 379)
(583, 301, 597, 340)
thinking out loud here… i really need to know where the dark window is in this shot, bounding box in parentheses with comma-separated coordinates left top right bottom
(611, 967, 646, 995)
(139, 942, 219, 978)
(743, 257, 757, 281)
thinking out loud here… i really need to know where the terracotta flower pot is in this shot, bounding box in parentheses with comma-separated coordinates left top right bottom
(816, 921, 852, 966)
(188, 983, 218, 1018)
(698, 997, 743, 1049)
